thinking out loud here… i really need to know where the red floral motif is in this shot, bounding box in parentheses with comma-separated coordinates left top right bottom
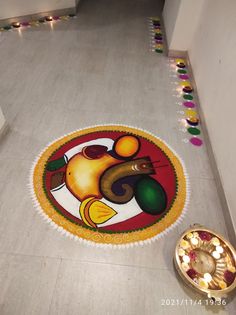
(186, 268, 197, 279)
(224, 270, 235, 285)
(189, 250, 197, 261)
(198, 231, 212, 241)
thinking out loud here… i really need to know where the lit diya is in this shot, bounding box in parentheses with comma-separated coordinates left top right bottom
(45, 16, 53, 21)
(12, 22, 20, 28)
(183, 86, 193, 93)
(186, 117, 199, 126)
(174, 225, 236, 300)
(177, 62, 186, 69)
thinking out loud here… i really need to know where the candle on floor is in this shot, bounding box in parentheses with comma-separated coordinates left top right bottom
(183, 86, 193, 93)
(12, 22, 20, 28)
(45, 16, 53, 21)
(186, 117, 199, 126)
(177, 62, 186, 68)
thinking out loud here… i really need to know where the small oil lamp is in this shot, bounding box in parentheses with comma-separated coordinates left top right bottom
(45, 16, 53, 22)
(177, 62, 185, 68)
(183, 86, 193, 93)
(186, 117, 199, 126)
(12, 22, 20, 28)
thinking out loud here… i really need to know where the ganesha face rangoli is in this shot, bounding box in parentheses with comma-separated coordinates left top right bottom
(31, 125, 188, 246)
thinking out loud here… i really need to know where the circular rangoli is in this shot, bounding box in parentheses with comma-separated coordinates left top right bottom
(30, 125, 189, 247)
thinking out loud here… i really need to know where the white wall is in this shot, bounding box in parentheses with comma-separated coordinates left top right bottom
(163, 0, 236, 230)
(0, 0, 75, 19)
(163, 0, 204, 51)
(188, 0, 236, 229)
(162, 0, 181, 49)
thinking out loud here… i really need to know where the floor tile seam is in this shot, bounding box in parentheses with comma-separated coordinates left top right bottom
(0, 251, 170, 272)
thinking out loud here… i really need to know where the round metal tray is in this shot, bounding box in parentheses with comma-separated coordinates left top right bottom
(174, 225, 236, 300)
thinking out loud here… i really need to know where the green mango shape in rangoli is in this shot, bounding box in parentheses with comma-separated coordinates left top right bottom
(134, 176, 167, 215)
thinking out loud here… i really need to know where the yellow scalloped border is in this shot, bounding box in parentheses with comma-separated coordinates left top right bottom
(33, 125, 187, 245)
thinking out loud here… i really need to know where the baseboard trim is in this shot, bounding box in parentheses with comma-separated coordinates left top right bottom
(167, 48, 236, 245)
(168, 49, 188, 58)
(166, 49, 236, 246)
(184, 53, 236, 246)
(0, 7, 76, 27)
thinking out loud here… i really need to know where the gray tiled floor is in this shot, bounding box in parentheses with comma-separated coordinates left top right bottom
(0, 0, 235, 314)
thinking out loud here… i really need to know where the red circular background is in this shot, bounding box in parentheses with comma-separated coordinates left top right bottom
(44, 131, 177, 232)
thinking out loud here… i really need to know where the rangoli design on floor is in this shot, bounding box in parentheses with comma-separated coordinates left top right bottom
(30, 125, 189, 247)
(169, 58, 203, 147)
(148, 17, 164, 54)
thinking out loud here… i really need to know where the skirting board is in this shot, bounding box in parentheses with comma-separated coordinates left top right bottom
(168, 49, 236, 247)
(168, 50, 187, 58)
(0, 7, 76, 27)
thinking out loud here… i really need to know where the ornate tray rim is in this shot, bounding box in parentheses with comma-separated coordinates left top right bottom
(174, 225, 236, 299)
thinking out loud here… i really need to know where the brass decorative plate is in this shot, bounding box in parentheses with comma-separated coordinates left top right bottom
(174, 225, 236, 300)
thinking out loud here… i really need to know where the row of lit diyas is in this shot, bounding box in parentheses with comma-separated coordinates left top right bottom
(148, 17, 164, 53)
(171, 58, 203, 147)
(177, 229, 236, 297)
(0, 14, 76, 32)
